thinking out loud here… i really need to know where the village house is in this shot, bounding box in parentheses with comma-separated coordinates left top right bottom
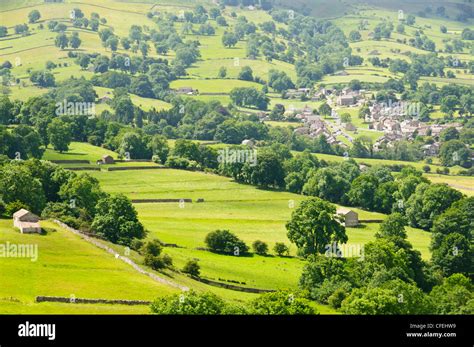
(400, 120, 421, 138)
(294, 127, 310, 135)
(417, 125, 431, 137)
(312, 91, 326, 101)
(326, 135, 339, 145)
(13, 209, 41, 234)
(422, 142, 441, 156)
(338, 95, 356, 106)
(336, 208, 359, 227)
(373, 133, 403, 151)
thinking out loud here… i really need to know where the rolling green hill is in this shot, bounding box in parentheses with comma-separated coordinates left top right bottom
(0, 219, 178, 313)
(0, 0, 472, 316)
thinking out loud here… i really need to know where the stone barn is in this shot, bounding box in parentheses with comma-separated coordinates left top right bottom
(336, 208, 359, 227)
(13, 209, 41, 234)
(102, 155, 115, 164)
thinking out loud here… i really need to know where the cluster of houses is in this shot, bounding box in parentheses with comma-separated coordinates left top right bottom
(284, 87, 366, 107)
(367, 102, 463, 155)
(289, 106, 348, 147)
(285, 87, 338, 101)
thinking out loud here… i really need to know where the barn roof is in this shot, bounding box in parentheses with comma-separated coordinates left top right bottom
(13, 209, 31, 218)
(336, 207, 356, 216)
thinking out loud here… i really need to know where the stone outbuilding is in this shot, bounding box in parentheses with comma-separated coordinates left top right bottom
(13, 209, 41, 234)
(241, 139, 255, 147)
(102, 155, 115, 164)
(336, 207, 359, 227)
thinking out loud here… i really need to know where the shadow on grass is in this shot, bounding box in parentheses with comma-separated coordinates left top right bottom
(40, 227, 57, 235)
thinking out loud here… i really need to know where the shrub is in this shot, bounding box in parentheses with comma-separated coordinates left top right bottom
(141, 239, 162, 257)
(187, 160, 202, 171)
(273, 242, 289, 256)
(161, 254, 173, 267)
(41, 201, 79, 220)
(130, 238, 144, 252)
(182, 259, 200, 277)
(328, 288, 348, 309)
(45, 61, 57, 70)
(0, 198, 5, 216)
(204, 229, 249, 255)
(151, 291, 227, 315)
(165, 156, 190, 169)
(59, 216, 82, 229)
(252, 240, 268, 255)
(250, 290, 317, 315)
(144, 254, 165, 270)
(5, 201, 29, 217)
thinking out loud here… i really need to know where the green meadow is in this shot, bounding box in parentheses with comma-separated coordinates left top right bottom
(0, 219, 178, 314)
(39, 163, 426, 307)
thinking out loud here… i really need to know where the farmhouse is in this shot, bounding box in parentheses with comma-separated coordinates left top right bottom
(422, 142, 441, 156)
(336, 208, 359, 227)
(13, 209, 41, 234)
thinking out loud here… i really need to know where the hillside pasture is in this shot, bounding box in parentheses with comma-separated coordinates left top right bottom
(0, 219, 178, 314)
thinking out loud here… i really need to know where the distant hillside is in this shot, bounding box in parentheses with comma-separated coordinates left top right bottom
(275, 0, 473, 20)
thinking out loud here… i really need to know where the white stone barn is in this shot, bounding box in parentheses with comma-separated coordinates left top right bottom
(336, 208, 359, 227)
(13, 209, 41, 234)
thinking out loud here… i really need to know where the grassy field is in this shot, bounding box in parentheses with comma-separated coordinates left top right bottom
(188, 58, 297, 81)
(330, 7, 474, 86)
(425, 173, 474, 196)
(170, 79, 265, 94)
(83, 166, 432, 296)
(42, 141, 117, 162)
(305, 152, 466, 175)
(94, 87, 172, 112)
(0, 219, 178, 314)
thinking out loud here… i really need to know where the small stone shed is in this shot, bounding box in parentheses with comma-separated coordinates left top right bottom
(13, 209, 41, 234)
(336, 207, 359, 227)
